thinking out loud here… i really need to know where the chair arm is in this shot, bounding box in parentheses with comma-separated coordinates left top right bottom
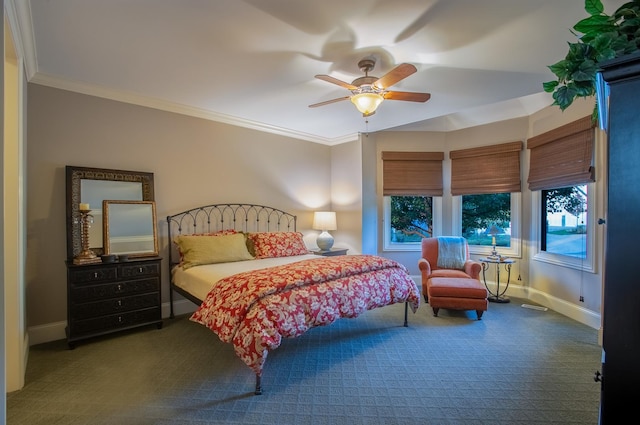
(464, 260, 482, 280)
(418, 258, 432, 280)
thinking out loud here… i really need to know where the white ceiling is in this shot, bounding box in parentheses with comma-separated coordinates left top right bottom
(10, 0, 615, 145)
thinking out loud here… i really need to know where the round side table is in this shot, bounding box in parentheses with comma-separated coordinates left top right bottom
(478, 257, 515, 303)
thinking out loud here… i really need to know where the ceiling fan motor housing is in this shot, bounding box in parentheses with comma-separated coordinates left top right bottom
(358, 58, 376, 73)
(351, 76, 378, 87)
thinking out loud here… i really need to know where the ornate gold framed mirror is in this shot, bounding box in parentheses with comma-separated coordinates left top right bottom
(103, 200, 158, 258)
(66, 166, 154, 260)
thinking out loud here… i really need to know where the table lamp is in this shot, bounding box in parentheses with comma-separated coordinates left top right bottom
(486, 224, 502, 259)
(313, 211, 337, 251)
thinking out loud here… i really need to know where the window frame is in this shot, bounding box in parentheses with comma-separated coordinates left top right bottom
(532, 183, 596, 272)
(452, 192, 522, 259)
(382, 195, 442, 251)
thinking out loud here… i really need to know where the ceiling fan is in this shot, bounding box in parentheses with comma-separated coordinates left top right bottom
(309, 58, 431, 117)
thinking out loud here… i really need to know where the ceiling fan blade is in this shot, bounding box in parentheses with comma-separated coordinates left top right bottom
(374, 63, 418, 89)
(308, 96, 350, 108)
(384, 91, 431, 102)
(314, 75, 358, 90)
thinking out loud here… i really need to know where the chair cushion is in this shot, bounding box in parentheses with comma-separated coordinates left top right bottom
(430, 269, 473, 279)
(428, 277, 487, 299)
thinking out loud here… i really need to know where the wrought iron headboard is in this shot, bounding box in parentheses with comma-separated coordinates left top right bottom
(166, 203, 297, 269)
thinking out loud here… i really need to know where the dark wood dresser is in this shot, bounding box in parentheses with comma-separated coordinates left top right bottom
(65, 257, 163, 348)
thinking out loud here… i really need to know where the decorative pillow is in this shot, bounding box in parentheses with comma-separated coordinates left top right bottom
(174, 232, 254, 270)
(174, 229, 239, 262)
(246, 232, 309, 259)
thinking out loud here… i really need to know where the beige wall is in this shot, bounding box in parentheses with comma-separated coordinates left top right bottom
(26, 84, 334, 332)
(368, 98, 602, 328)
(26, 82, 602, 344)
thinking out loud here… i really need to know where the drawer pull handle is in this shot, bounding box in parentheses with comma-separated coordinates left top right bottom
(139, 267, 143, 273)
(117, 300, 122, 308)
(117, 284, 122, 292)
(118, 316, 123, 323)
(94, 272, 98, 278)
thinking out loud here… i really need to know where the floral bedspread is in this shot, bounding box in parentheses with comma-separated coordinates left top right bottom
(190, 254, 420, 375)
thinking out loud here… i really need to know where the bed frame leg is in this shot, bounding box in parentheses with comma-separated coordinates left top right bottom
(255, 375, 262, 395)
(404, 302, 408, 327)
(169, 288, 175, 319)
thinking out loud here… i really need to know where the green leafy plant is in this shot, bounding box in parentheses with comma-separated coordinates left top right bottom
(543, 0, 640, 116)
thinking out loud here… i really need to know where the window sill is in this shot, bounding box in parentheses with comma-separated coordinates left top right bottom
(533, 251, 594, 273)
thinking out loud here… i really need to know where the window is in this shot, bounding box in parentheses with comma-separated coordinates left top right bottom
(453, 192, 521, 258)
(533, 184, 594, 271)
(383, 196, 442, 251)
(450, 141, 523, 258)
(381, 151, 444, 251)
(527, 116, 597, 271)
(541, 185, 587, 258)
(462, 193, 511, 248)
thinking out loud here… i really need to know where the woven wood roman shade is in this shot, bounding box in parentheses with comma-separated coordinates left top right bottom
(381, 151, 444, 196)
(527, 116, 595, 191)
(449, 141, 523, 196)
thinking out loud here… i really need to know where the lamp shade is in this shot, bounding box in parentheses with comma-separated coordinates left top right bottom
(350, 92, 383, 115)
(485, 224, 504, 236)
(312, 211, 337, 231)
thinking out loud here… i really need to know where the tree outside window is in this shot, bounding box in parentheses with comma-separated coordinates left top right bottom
(461, 193, 511, 247)
(388, 196, 433, 244)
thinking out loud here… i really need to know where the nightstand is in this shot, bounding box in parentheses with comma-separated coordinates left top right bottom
(312, 248, 348, 256)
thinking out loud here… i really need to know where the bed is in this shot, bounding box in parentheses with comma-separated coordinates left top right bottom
(166, 203, 420, 394)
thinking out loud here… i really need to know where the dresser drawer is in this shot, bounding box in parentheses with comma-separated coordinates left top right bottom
(69, 266, 117, 284)
(120, 262, 160, 279)
(70, 277, 159, 303)
(69, 307, 161, 337)
(70, 292, 160, 320)
(66, 257, 163, 347)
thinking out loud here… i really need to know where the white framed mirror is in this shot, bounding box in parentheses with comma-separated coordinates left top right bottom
(103, 200, 158, 258)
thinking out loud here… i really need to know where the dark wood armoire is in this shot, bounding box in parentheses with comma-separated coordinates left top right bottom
(599, 50, 640, 424)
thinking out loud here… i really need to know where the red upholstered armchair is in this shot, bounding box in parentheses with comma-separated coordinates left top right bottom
(417, 237, 487, 320)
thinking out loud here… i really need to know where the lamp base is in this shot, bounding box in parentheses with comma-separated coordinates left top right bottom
(488, 295, 510, 303)
(486, 245, 499, 260)
(316, 231, 334, 251)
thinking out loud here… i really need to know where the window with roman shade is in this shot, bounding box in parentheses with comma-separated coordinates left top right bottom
(381, 151, 444, 196)
(449, 141, 523, 196)
(527, 116, 595, 191)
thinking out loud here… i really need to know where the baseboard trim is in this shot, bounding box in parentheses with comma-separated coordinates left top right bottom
(162, 299, 197, 318)
(411, 276, 601, 330)
(28, 282, 600, 346)
(28, 300, 199, 346)
(28, 320, 67, 346)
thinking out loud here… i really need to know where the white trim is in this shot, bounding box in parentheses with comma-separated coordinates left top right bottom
(531, 184, 596, 273)
(28, 320, 67, 346)
(163, 299, 197, 318)
(27, 300, 198, 346)
(28, 285, 599, 346)
(410, 274, 600, 330)
(519, 285, 601, 330)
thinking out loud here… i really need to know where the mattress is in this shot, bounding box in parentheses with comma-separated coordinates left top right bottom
(171, 253, 320, 301)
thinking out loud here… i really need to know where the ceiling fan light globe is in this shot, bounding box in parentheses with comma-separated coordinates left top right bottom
(350, 93, 384, 115)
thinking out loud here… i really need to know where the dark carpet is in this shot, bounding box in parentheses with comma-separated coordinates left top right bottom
(7, 298, 602, 424)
